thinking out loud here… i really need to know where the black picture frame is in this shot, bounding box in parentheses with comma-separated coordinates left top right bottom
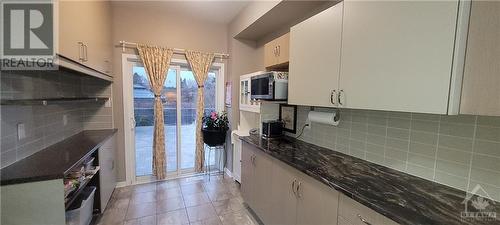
(279, 104, 297, 133)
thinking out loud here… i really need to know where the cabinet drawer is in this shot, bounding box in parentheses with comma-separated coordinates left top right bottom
(339, 194, 399, 225)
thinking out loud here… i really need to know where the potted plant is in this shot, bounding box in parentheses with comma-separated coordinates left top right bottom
(202, 111, 229, 147)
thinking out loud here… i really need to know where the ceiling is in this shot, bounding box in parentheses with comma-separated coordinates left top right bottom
(112, 0, 251, 24)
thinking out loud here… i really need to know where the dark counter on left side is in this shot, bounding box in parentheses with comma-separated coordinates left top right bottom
(0, 129, 117, 186)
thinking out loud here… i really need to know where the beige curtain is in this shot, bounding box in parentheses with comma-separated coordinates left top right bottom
(137, 44, 174, 180)
(185, 50, 215, 172)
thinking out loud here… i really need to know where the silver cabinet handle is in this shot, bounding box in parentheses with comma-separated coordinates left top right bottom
(277, 45, 281, 56)
(291, 179, 297, 196)
(338, 89, 345, 107)
(357, 214, 372, 225)
(104, 60, 111, 74)
(83, 43, 88, 62)
(296, 181, 302, 198)
(330, 90, 337, 105)
(78, 42, 84, 62)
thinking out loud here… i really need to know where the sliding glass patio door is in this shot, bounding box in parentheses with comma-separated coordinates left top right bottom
(124, 55, 223, 182)
(132, 66, 179, 177)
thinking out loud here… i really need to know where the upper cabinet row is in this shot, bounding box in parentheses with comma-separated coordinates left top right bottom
(288, 0, 499, 116)
(58, 0, 113, 77)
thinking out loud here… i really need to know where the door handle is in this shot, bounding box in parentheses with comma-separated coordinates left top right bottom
(338, 89, 345, 107)
(131, 117, 136, 131)
(83, 43, 88, 62)
(291, 179, 297, 196)
(330, 90, 336, 105)
(78, 42, 84, 62)
(357, 214, 372, 225)
(296, 181, 302, 198)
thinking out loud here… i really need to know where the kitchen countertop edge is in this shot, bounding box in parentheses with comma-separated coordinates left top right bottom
(0, 129, 117, 186)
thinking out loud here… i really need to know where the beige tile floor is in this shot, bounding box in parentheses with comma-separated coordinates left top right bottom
(97, 175, 260, 225)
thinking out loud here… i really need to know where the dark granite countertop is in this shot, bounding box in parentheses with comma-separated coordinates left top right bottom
(240, 134, 500, 225)
(1, 129, 117, 186)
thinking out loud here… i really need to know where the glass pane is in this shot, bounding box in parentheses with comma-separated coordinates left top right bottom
(134, 67, 177, 176)
(204, 71, 217, 168)
(180, 70, 218, 170)
(133, 66, 153, 176)
(204, 72, 217, 114)
(180, 70, 197, 170)
(164, 69, 177, 173)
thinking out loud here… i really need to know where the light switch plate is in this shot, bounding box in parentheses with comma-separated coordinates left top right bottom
(17, 123, 26, 140)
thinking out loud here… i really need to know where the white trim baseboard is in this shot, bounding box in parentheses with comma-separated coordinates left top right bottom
(115, 181, 127, 188)
(224, 168, 233, 178)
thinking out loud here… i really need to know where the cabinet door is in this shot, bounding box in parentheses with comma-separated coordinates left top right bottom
(232, 137, 242, 183)
(296, 171, 339, 225)
(460, 1, 500, 116)
(84, 0, 113, 75)
(240, 142, 254, 208)
(99, 135, 116, 212)
(58, 1, 112, 75)
(58, 0, 89, 62)
(270, 160, 298, 225)
(288, 2, 343, 107)
(276, 33, 290, 65)
(252, 150, 274, 224)
(339, 0, 459, 114)
(339, 194, 380, 225)
(264, 40, 278, 68)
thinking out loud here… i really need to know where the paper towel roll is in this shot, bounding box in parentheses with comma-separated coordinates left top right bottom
(307, 111, 339, 126)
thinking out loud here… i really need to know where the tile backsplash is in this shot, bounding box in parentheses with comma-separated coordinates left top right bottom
(291, 106, 500, 201)
(0, 70, 113, 168)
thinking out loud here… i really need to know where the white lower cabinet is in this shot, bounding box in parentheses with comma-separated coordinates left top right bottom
(295, 170, 339, 225)
(269, 159, 298, 225)
(241, 142, 255, 208)
(241, 142, 273, 223)
(339, 194, 399, 225)
(98, 135, 117, 212)
(242, 143, 339, 225)
(241, 143, 400, 225)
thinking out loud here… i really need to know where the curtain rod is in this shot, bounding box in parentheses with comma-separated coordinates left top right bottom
(118, 41, 229, 59)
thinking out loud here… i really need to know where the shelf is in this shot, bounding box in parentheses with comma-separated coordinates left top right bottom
(57, 54, 113, 82)
(65, 166, 100, 210)
(0, 97, 109, 106)
(260, 100, 288, 104)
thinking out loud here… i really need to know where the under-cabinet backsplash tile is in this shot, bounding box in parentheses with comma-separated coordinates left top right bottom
(290, 106, 500, 201)
(0, 70, 113, 168)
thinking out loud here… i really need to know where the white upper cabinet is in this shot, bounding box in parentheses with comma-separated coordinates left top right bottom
(58, 0, 113, 76)
(460, 1, 500, 116)
(339, 0, 459, 114)
(288, 2, 343, 107)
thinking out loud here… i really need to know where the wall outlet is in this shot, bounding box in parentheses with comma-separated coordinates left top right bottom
(304, 119, 311, 130)
(63, 114, 68, 126)
(105, 98, 112, 108)
(17, 123, 26, 140)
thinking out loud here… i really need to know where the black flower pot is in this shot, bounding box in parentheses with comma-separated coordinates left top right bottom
(202, 128, 227, 147)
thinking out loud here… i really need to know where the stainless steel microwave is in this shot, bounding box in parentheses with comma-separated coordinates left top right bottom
(250, 71, 288, 100)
